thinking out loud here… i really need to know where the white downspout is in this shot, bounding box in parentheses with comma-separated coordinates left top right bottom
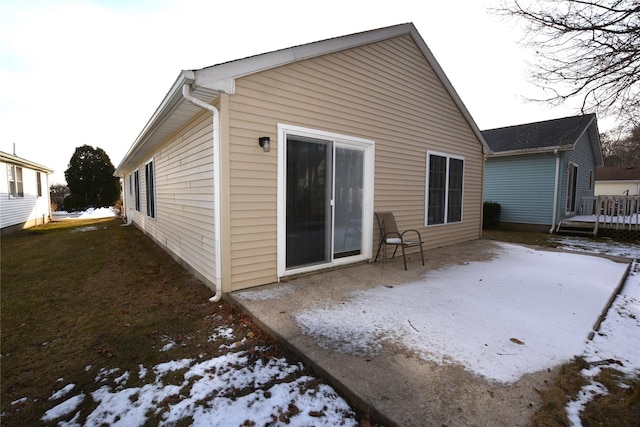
(119, 177, 133, 226)
(550, 149, 560, 234)
(181, 79, 223, 303)
(121, 215, 133, 226)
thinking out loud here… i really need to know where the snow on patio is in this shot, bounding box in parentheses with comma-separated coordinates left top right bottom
(294, 242, 639, 384)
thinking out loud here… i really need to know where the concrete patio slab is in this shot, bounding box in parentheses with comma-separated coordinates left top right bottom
(228, 239, 631, 426)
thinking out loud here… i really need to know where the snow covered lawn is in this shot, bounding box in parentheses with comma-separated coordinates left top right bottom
(40, 348, 356, 426)
(34, 308, 359, 427)
(52, 207, 119, 220)
(295, 242, 639, 384)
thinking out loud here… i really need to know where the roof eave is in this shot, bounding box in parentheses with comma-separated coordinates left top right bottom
(0, 151, 54, 173)
(587, 116, 604, 167)
(560, 114, 603, 167)
(115, 72, 193, 175)
(486, 145, 574, 158)
(115, 72, 221, 176)
(194, 23, 416, 87)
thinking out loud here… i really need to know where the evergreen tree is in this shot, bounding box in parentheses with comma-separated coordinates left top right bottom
(64, 145, 120, 210)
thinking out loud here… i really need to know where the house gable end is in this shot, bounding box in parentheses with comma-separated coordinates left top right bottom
(194, 23, 489, 155)
(117, 22, 489, 177)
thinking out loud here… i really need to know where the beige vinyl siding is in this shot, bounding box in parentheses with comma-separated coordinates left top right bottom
(1, 162, 51, 231)
(226, 34, 484, 290)
(124, 111, 218, 289)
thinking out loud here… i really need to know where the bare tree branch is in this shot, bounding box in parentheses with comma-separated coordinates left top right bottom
(601, 123, 640, 166)
(493, 0, 640, 129)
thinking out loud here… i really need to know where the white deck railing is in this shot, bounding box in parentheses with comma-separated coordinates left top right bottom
(580, 195, 640, 233)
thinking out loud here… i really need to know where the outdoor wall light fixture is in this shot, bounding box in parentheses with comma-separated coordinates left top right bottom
(259, 137, 270, 152)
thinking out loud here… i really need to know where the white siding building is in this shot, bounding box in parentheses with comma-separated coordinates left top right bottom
(1, 151, 54, 235)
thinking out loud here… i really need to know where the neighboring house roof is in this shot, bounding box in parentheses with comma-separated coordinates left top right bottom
(482, 114, 603, 166)
(0, 151, 54, 173)
(116, 23, 489, 174)
(596, 166, 640, 181)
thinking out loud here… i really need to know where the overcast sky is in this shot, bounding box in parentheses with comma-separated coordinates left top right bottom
(0, 0, 602, 185)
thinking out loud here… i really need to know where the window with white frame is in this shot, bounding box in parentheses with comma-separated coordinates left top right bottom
(425, 151, 464, 225)
(145, 160, 155, 218)
(7, 165, 24, 198)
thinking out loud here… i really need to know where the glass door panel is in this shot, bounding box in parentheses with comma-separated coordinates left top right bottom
(286, 136, 332, 269)
(333, 147, 364, 258)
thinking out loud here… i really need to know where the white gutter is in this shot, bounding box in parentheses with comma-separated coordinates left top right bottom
(181, 76, 223, 303)
(550, 149, 560, 233)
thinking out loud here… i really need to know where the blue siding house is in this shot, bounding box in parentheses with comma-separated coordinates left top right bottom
(483, 114, 603, 232)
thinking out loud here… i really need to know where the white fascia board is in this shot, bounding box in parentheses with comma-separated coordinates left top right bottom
(194, 23, 415, 89)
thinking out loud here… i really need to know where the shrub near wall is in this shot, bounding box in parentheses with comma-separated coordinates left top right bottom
(483, 202, 501, 229)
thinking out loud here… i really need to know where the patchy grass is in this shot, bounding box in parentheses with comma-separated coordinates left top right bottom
(581, 368, 640, 426)
(531, 357, 590, 426)
(0, 219, 369, 425)
(532, 358, 640, 427)
(482, 229, 561, 248)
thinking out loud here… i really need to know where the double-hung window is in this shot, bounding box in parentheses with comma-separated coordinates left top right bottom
(7, 165, 24, 198)
(37, 172, 42, 197)
(145, 160, 155, 218)
(425, 151, 464, 225)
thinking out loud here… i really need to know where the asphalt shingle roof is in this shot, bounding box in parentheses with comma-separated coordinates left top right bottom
(482, 114, 596, 154)
(596, 166, 640, 181)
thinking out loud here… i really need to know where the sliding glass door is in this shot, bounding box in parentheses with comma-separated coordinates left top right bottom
(286, 136, 332, 268)
(333, 147, 364, 259)
(282, 127, 371, 272)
